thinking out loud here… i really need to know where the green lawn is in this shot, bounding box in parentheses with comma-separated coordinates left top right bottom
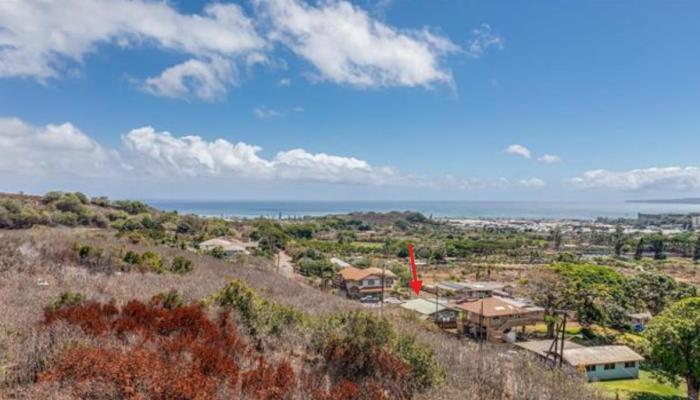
(592, 371, 687, 399)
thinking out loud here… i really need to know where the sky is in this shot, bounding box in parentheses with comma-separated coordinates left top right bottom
(1, 0, 700, 201)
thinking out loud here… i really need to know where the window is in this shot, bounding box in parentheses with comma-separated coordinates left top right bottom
(624, 361, 636, 368)
(365, 279, 378, 286)
(603, 363, 616, 370)
(585, 365, 596, 372)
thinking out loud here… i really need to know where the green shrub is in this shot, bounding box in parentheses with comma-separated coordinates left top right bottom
(215, 280, 306, 338)
(112, 200, 149, 215)
(91, 196, 111, 207)
(123, 250, 142, 265)
(150, 289, 185, 309)
(140, 251, 165, 273)
(170, 256, 194, 274)
(207, 246, 228, 259)
(55, 193, 84, 214)
(52, 211, 79, 227)
(48, 291, 85, 311)
(42, 191, 63, 203)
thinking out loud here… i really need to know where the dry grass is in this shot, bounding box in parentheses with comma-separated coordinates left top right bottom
(0, 227, 602, 399)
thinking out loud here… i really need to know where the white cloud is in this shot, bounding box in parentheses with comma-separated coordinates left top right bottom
(467, 23, 504, 59)
(538, 154, 561, 164)
(505, 144, 531, 159)
(0, 117, 402, 186)
(255, 0, 458, 88)
(569, 166, 700, 191)
(0, 0, 264, 99)
(440, 175, 545, 190)
(122, 126, 399, 185)
(518, 177, 547, 188)
(0, 117, 118, 176)
(253, 106, 284, 119)
(142, 57, 236, 102)
(277, 78, 292, 86)
(1, 116, 549, 191)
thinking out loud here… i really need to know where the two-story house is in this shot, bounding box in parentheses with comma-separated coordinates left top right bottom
(455, 296, 544, 342)
(336, 266, 396, 301)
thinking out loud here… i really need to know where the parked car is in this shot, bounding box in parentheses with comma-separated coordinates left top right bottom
(360, 294, 380, 303)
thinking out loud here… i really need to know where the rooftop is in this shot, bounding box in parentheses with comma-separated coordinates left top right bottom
(454, 296, 543, 317)
(400, 298, 448, 316)
(563, 346, 644, 366)
(338, 266, 396, 281)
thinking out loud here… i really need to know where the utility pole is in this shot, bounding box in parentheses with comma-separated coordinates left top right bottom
(380, 258, 386, 318)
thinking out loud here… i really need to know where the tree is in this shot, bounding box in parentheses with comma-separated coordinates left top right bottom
(623, 272, 682, 315)
(527, 267, 568, 337)
(645, 297, 700, 400)
(634, 238, 645, 260)
(694, 235, 700, 262)
(550, 227, 563, 251)
(612, 225, 625, 257)
(549, 263, 625, 327)
(651, 235, 667, 260)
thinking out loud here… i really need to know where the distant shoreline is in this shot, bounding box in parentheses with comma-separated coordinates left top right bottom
(627, 198, 700, 205)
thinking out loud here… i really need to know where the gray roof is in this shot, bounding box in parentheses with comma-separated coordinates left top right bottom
(461, 281, 511, 291)
(562, 346, 644, 366)
(516, 341, 644, 367)
(400, 298, 449, 316)
(515, 340, 583, 358)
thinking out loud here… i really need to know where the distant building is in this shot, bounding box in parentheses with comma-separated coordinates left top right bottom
(454, 296, 544, 342)
(429, 281, 514, 299)
(336, 266, 396, 301)
(199, 238, 250, 257)
(626, 311, 652, 333)
(515, 340, 644, 381)
(400, 298, 458, 328)
(329, 257, 351, 268)
(692, 215, 700, 230)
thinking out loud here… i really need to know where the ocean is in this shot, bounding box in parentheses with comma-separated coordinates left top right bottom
(145, 200, 700, 220)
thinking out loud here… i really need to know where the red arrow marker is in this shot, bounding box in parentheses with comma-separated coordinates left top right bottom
(408, 243, 422, 295)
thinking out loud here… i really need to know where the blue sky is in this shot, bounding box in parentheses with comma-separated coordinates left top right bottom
(1, 0, 700, 201)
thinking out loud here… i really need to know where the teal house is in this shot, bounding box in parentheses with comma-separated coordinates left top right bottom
(563, 345, 644, 381)
(516, 341, 644, 382)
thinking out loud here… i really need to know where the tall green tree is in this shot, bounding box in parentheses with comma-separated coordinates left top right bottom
(694, 235, 700, 262)
(549, 263, 626, 327)
(645, 297, 700, 400)
(634, 238, 645, 260)
(612, 225, 625, 257)
(550, 227, 563, 251)
(623, 272, 692, 315)
(651, 234, 667, 260)
(527, 267, 568, 337)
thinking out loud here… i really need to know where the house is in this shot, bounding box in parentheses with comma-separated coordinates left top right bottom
(515, 340, 644, 381)
(400, 298, 458, 328)
(336, 266, 396, 301)
(199, 238, 249, 257)
(454, 296, 544, 342)
(329, 257, 351, 268)
(458, 281, 514, 299)
(425, 281, 514, 299)
(626, 311, 652, 333)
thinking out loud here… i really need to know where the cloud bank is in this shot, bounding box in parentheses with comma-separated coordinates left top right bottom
(0, 0, 465, 99)
(0, 0, 264, 102)
(569, 166, 700, 191)
(255, 0, 459, 88)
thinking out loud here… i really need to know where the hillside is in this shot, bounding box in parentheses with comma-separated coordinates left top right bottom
(0, 197, 601, 399)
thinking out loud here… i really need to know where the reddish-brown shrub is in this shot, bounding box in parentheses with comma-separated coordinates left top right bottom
(39, 300, 256, 399)
(241, 357, 295, 400)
